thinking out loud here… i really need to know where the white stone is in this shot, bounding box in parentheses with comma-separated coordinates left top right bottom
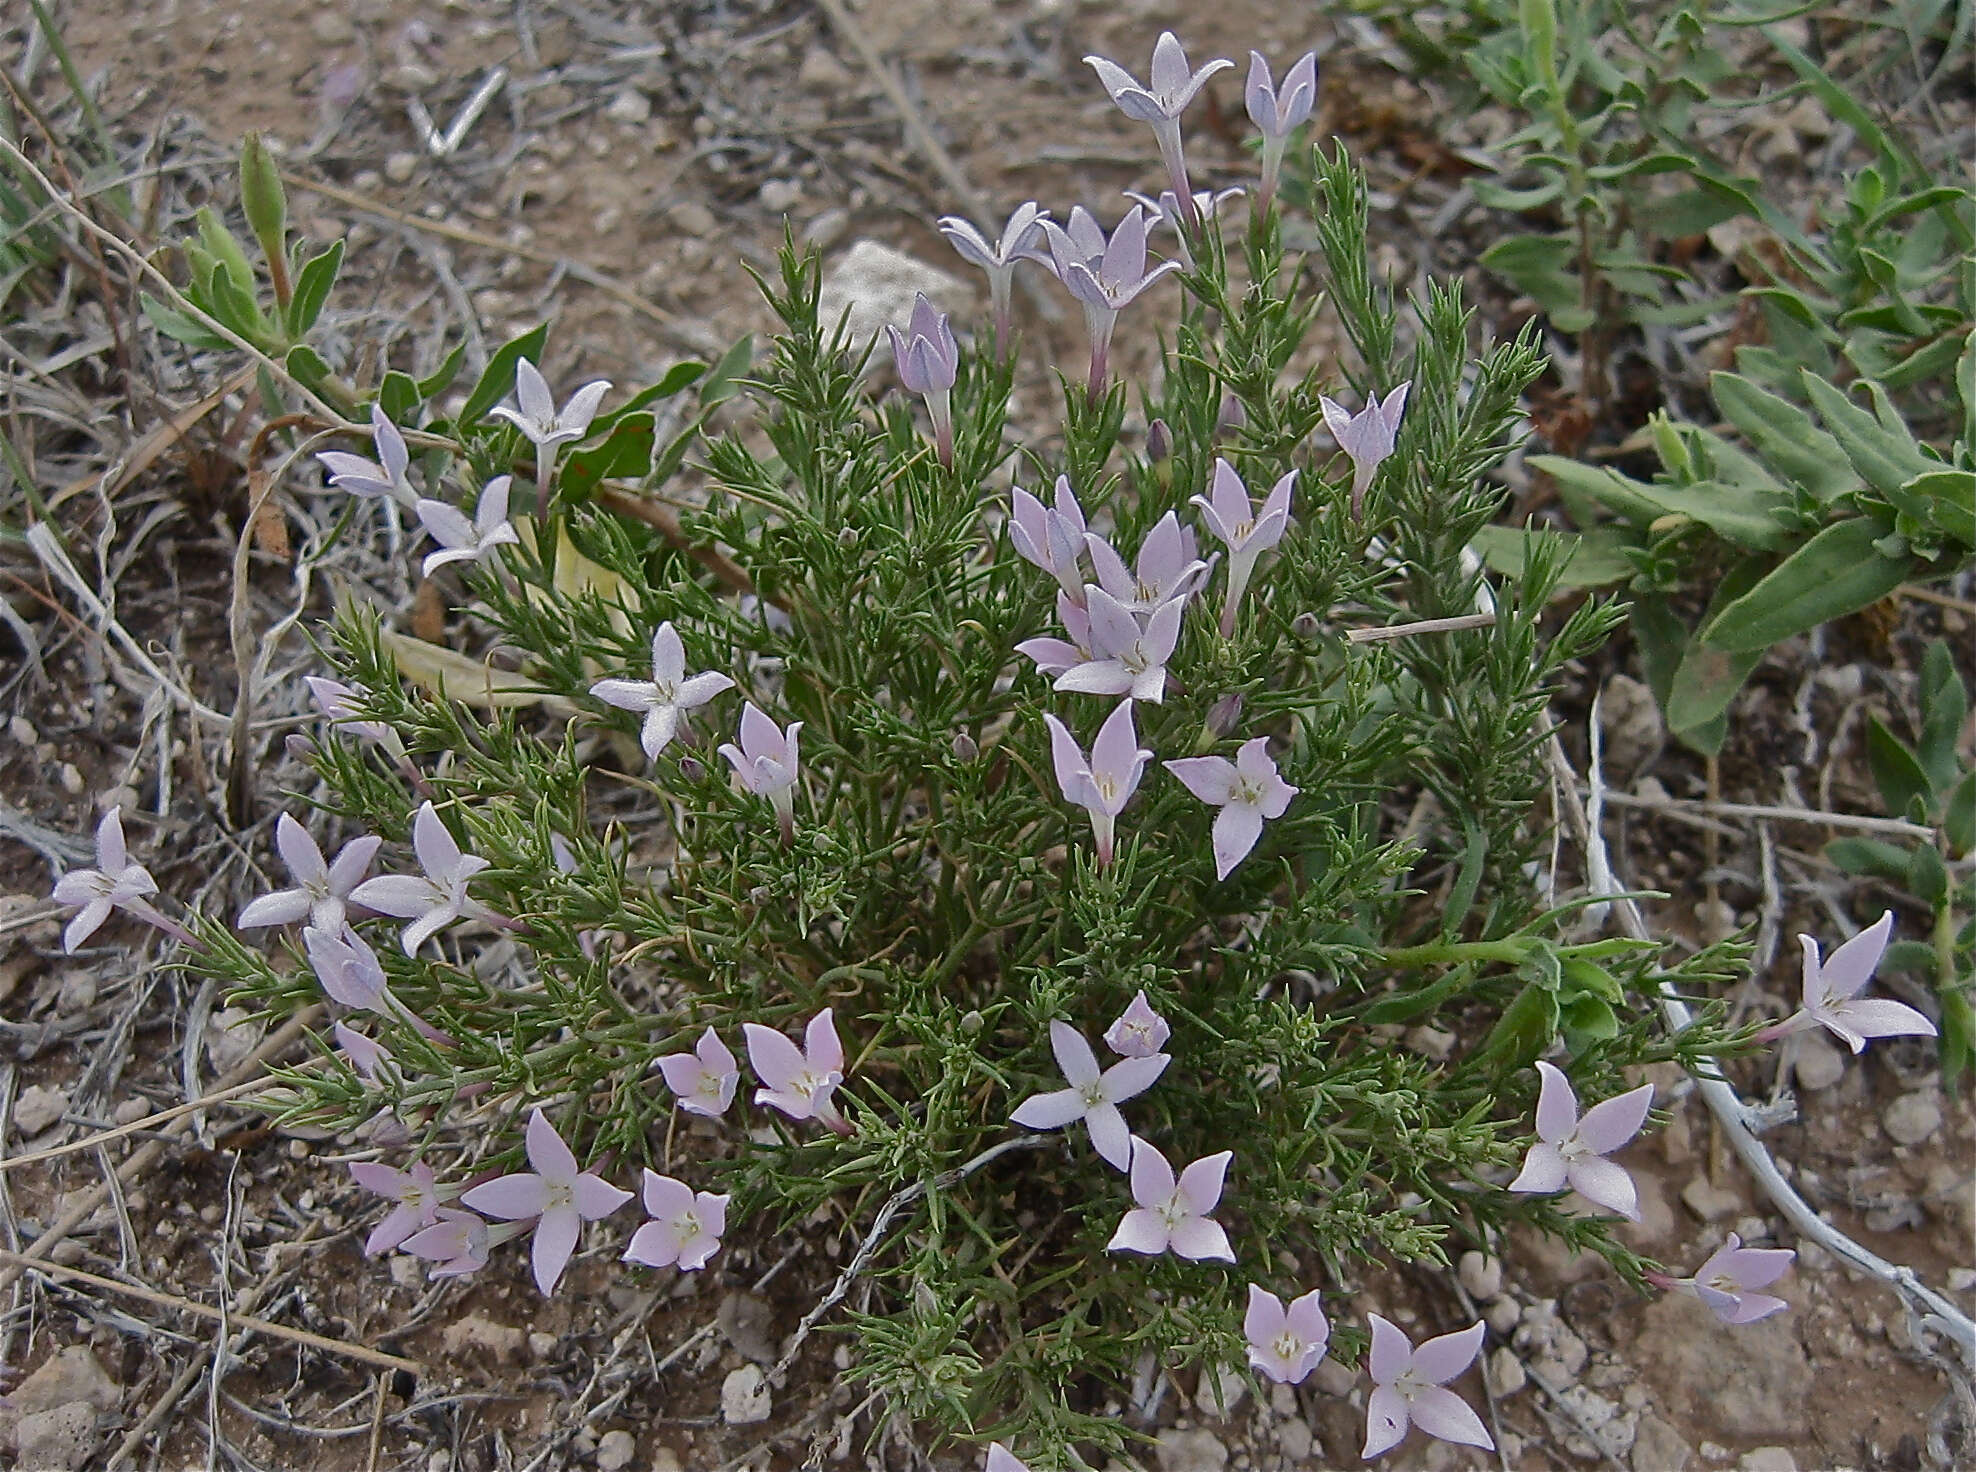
(721, 1365, 771, 1425)
(672, 200, 717, 238)
(13, 1404, 96, 1471)
(1486, 1345, 1526, 1397)
(1457, 1250, 1502, 1300)
(1790, 1032, 1845, 1091)
(1154, 1427, 1228, 1472)
(1882, 1089, 1941, 1146)
(759, 178, 802, 212)
(13, 1084, 68, 1136)
(605, 89, 651, 125)
(1739, 1449, 1796, 1472)
(1277, 1416, 1312, 1461)
(816, 240, 970, 361)
(594, 1429, 636, 1471)
(384, 152, 419, 184)
(9, 1347, 119, 1413)
(439, 1315, 526, 1363)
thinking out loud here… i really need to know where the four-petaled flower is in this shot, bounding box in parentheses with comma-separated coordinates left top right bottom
(1361, 1315, 1493, 1459)
(1509, 1061, 1653, 1220)
(1107, 1137, 1235, 1261)
(1084, 33, 1232, 227)
(718, 703, 804, 845)
(1164, 738, 1299, 880)
(1015, 590, 1098, 679)
(317, 403, 417, 508)
(1245, 51, 1318, 215)
(348, 1159, 446, 1256)
(1036, 205, 1182, 397)
(1192, 459, 1295, 637)
(590, 622, 735, 761)
(937, 202, 1050, 346)
(1010, 1019, 1169, 1170)
(402, 1207, 493, 1279)
(658, 1026, 741, 1118)
(490, 358, 610, 462)
(1754, 910, 1936, 1054)
(52, 807, 161, 954)
(304, 922, 392, 1012)
(1044, 701, 1153, 868)
(1658, 1232, 1796, 1324)
(1104, 990, 1170, 1058)
(623, 1169, 729, 1271)
(1053, 584, 1182, 703)
(417, 475, 521, 576)
(887, 292, 961, 467)
(1244, 1284, 1330, 1384)
(1086, 511, 1209, 617)
(458, 1109, 632, 1296)
(349, 801, 501, 955)
(237, 812, 380, 933)
(1008, 475, 1090, 604)
(744, 1008, 852, 1135)
(1320, 383, 1411, 519)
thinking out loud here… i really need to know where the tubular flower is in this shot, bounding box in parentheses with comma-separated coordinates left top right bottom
(1320, 383, 1411, 519)
(718, 703, 804, 846)
(590, 622, 735, 761)
(457, 1109, 632, 1296)
(1084, 32, 1232, 227)
(1753, 911, 1936, 1053)
(1508, 1061, 1654, 1220)
(1009, 1019, 1169, 1170)
(1192, 459, 1295, 637)
(417, 475, 520, 576)
(1008, 475, 1090, 604)
(1052, 585, 1182, 704)
(658, 1026, 741, 1118)
(1015, 590, 1099, 680)
(1124, 186, 1245, 273)
(623, 1170, 728, 1271)
(1043, 701, 1153, 868)
(349, 801, 504, 955)
(1654, 1232, 1796, 1324)
(744, 1008, 852, 1135)
(1361, 1315, 1493, 1459)
(52, 807, 163, 954)
(886, 293, 961, 466)
(1085, 511, 1210, 617)
(236, 813, 380, 933)
(316, 403, 417, 508)
(1245, 51, 1318, 215)
(1164, 738, 1299, 880)
(490, 358, 609, 458)
(1106, 1137, 1235, 1261)
(347, 1159, 447, 1257)
(1104, 990, 1171, 1058)
(1035, 205, 1181, 398)
(937, 201, 1049, 347)
(1245, 1284, 1330, 1384)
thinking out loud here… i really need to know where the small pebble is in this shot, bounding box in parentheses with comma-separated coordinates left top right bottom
(1486, 1345, 1526, 1397)
(1738, 1449, 1796, 1472)
(1313, 1358, 1356, 1397)
(528, 1331, 557, 1361)
(595, 1429, 636, 1471)
(112, 1097, 150, 1126)
(1790, 1032, 1844, 1091)
(673, 201, 717, 237)
(721, 1365, 771, 1425)
(1946, 1267, 1976, 1292)
(1882, 1089, 1941, 1146)
(14, 1084, 69, 1136)
(758, 178, 801, 212)
(9, 715, 37, 745)
(384, 152, 419, 184)
(1680, 1176, 1742, 1222)
(59, 763, 85, 794)
(1458, 1250, 1502, 1300)
(604, 89, 651, 125)
(1484, 1295, 1521, 1335)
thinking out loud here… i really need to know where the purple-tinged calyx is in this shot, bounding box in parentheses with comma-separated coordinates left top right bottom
(886, 293, 961, 467)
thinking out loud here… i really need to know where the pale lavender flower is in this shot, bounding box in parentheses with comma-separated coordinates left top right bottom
(718, 703, 804, 846)
(623, 1169, 729, 1271)
(490, 358, 610, 460)
(237, 812, 380, 932)
(1362, 1315, 1493, 1459)
(985, 1447, 1030, 1472)
(1104, 990, 1170, 1058)
(348, 1159, 446, 1256)
(1653, 1232, 1796, 1324)
(349, 801, 502, 955)
(334, 1021, 392, 1083)
(1509, 1061, 1653, 1220)
(1086, 511, 1210, 616)
(1124, 186, 1244, 273)
(417, 475, 520, 576)
(304, 923, 391, 1011)
(1084, 32, 1233, 227)
(1753, 911, 1936, 1053)
(1164, 738, 1299, 880)
(317, 403, 417, 508)
(744, 1008, 852, 1135)
(458, 1109, 632, 1296)
(1245, 1284, 1330, 1384)
(305, 676, 404, 757)
(1053, 585, 1182, 703)
(52, 807, 162, 953)
(887, 293, 961, 467)
(1008, 475, 1090, 603)
(401, 1207, 495, 1279)
(1043, 701, 1153, 868)
(658, 1026, 740, 1118)
(1245, 51, 1318, 215)
(1320, 383, 1411, 519)
(938, 202, 1049, 345)
(1192, 459, 1295, 637)
(1009, 1019, 1169, 1170)
(1015, 591, 1098, 680)
(1107, 1137, 1235, 1261)
(1036, 205, 1182, 398)
(590, 622, 735, 761)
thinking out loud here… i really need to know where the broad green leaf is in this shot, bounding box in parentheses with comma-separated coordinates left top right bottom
(1864, 714, 1933, 820)
(195, 205, 257, 301)
(1824, 837, 1916, 885)
(1940, 989, 1972, 1094)
(285, 238, 343, 339)
(699, 334, 754, 407)
(379, 627, 575, 713)
(1634, 186, 1747, 238)
(1919, 642, 1969, 796)
(561, 411, 655, 499)
(459, 323, 550, 427)
(1479, 235, 1590, 329)
(285, 342, 333, 397)
(141, 293, 231, 350)
(417, 340, 468, 402)
(1471, 177, 1567, 213)
(1945, 770, 1975, 857)
(1470, 980, 1558, 1073)
(1699, 517, 1909, 653)
(1797, 373, 1936, 496)
(377, 371, 421, 427)
(1527, 454, 1667, 527)
(1710, 372, 1853, 502)
(1907, 843, 1948, 906)
(1666, 556, 1768, 738)
(1902, 470, 1976, 549)
(1470, 524, 1634, 588)
(1561, 994, 1620, 1054)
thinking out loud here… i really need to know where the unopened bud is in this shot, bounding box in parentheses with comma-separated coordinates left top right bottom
(1206, 692, 1244, 740)
(677, 755, 707, 783)
(1217, 393, 1247, 435)
(1290, 611, 1321, 639)
(239, 132, 288, 275)
(960, 1009, 985, 1035)
(951, 731, 979, 762)
(837, 525, 859, 549)
(1144, 418, 1172, 463)
(284, 733, 314, 761)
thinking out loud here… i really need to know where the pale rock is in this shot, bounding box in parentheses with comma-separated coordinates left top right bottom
(9, 715, 37, 745)
(816, 240, 969, 361)
(1619, 1171, 1678, 1248)
(1554, 1384, 1636, 1458)
(1882, 1089, 1941, 1146)
(1516, 1301, 1587, 1382)
(1198, 1362, 1248, 1418)
(9, 1347, 120, 1413)
(1790, 1032, 1845, 1091)
(1656, 1105, 1693, 1163)
(1313, 1358, 1356, 1397)
(1457, 1250, 1501, 1300)
(797, 45, 854, 90)
(1947, 1267, 1976, 1292)
(1154, 1427, 1228, 1472)
(758, 178, 802, 213)
(384, 152, 420, 184)
(113, 1097, 150, 1126)
(650, 1452, 684, 1472)
(803, 208, 849, 250)
(717, 1291, 779, 1364)
(1404, 1024, 1456, 1062)
(310, 13, 356, 45)
(389, 1254, 423, 1288)
(1700, 1441, 1732, 1462)
(14, 1084, 69, 1136)
(13, 1404, 96, 1471)
(56, 970, 97, 1012)
(440, 1315, 526, 1364)
(1631, 1413, 1692, 1472)
(1598, 675, 1663, 770)
(381, 62, 439, 93)
(1680, 1176, 1743, 1222)
(1639, 1293, 1810, 1438)
(721, 1365, 771, 1425)
(1277, 1416, 1312, 1461)
(1484, 1295, 1521, 1335)
(206, 1007, 263, 1075)
(1485, 1345, 1526, 1397)
(604, 89, 651, 125)
(527, 1331, 557, 1361)
(1739, 1449, 1796, 1472)
(1268, 1382, 1298, 1417)
(595, 1429, 636, 1471)
(672, 200, 717, 238)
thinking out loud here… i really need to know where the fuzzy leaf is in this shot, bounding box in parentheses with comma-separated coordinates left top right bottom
(1865, 715, 1933, 821)
(460, 324, 550, 427)
(1699, 518, 1909, 653)
(1709, 372, 1853, 503)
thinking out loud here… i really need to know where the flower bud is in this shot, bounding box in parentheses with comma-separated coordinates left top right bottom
(960, 1009, 985, 1035)
(951, 731, 979, 763)
(1217, 393, 1247, 435)
(1290, 611, 1321, 639)
(1206, 692, 1244, 740)
(239, 132, 288, 276)
(284, 733, 314, 761)
(1144, 418, 1172, 463)
(677, 755, 707, 783)
(837, 525, 859, 549)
